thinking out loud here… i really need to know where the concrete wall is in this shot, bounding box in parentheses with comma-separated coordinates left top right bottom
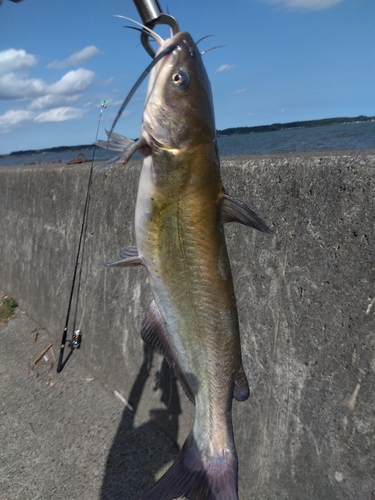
(1, 150, 374, 499)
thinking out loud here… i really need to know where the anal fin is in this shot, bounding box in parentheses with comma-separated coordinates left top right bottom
(141, 301, 195, 404)
(234, 365, 250, 401)
(220, 193, 271, 233)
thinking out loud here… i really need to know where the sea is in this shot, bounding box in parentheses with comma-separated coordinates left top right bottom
(1, 121, 374, 168)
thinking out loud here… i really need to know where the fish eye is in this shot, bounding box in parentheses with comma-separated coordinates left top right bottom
(171, 68, 189, 89)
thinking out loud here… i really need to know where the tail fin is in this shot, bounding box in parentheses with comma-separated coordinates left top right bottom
(141, 432, 238, 500)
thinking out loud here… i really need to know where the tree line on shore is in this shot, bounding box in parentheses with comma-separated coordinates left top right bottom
(217, 115, 375, 136)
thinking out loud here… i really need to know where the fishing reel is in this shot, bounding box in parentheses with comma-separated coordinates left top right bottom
(57, 328, 83, 372)
(71, 329, 83, 349)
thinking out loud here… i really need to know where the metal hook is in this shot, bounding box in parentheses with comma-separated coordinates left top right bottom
(132, 0, 179, 57)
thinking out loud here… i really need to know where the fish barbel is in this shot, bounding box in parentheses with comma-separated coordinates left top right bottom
(97, 28, 270, 500)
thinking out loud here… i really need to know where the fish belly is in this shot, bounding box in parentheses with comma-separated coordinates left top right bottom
(136, 154, 241, 441)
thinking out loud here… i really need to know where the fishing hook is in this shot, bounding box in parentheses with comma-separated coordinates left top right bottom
(132, 0, 179, 57)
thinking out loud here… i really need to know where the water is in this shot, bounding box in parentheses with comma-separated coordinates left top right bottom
(217, 121, 375, 156)
(1, 121, 374, 167)
(0, 146, 121, 168)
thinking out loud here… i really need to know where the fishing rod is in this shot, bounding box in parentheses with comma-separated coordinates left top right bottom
(57, 0, 178, 372)
(57, 99, 107, 373)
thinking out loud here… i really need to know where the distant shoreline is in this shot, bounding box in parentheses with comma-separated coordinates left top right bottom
(217, 115, 375, 137)
(5, 144, 96, 158)
(3, 115, 374, 157)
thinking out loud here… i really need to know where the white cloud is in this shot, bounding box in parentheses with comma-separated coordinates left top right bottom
(0, 67, 95, 100)
(0, 48, 97, 131)
(263, 0, 344, 10)
(101, 76, 114, 86)
(111, 98, 129, 107)
(0, 108, 34, 128)
(216, 64, 235, 74)
(48, 69, 95, 95)
(47, 46, 101, 68)
(34, 106, 88, 123)
(0, 48, 37, 76)
(28, 93, 81, 110)
(115, 109, 131, 117)
(0, 72, 47, 99)
(236, 88, 248, 94)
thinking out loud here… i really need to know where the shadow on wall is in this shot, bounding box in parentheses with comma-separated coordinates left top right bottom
(100, 344, 181, 500)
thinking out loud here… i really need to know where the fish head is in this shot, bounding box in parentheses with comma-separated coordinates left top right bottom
(142, 32, 216, 151)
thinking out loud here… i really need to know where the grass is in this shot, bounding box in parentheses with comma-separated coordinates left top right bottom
(0, 296, 18, 324)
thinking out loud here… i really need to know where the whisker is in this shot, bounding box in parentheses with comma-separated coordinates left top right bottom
(115, 15, 164, 45)
(196, 34, 214, 45)
(123, 25, 159, 46)
(123, 25, 145, 34)
(200, 45, 225, 55)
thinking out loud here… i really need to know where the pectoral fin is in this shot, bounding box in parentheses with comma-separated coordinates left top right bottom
(102, 246, 144, 267)
(220, 193, 271, 233)
(141, 301, 195, 404)
(94, 130, 148, 173)
(96, 129, 136, 152)
(118, 246, 139, 260)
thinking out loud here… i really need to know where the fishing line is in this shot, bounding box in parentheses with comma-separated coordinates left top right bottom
(58, 41, 178, 372)
(57, 100, 107, 373)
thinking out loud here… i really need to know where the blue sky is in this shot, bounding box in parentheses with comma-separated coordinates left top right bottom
(0, 0, 374, 154)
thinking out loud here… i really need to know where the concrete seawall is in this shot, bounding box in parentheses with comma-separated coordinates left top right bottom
(1, 150, 374, 499)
